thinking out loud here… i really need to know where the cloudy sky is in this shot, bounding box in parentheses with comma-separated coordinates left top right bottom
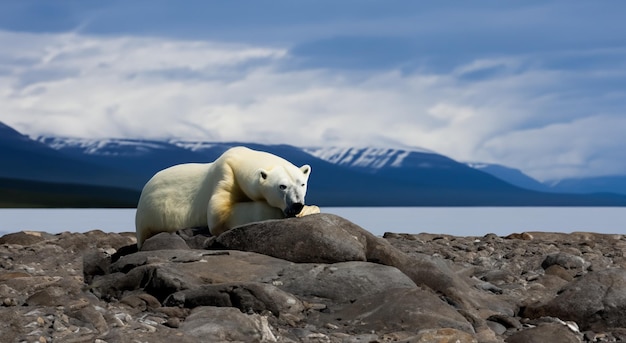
(1, 1, 625, 181)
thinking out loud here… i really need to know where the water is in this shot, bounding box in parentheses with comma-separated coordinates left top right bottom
(0, 207, 624, 237)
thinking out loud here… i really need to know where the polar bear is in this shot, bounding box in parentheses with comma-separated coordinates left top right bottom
(135, 146, 320, 248)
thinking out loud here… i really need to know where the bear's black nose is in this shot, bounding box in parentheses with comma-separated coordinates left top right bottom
(285, 203, 304, 217)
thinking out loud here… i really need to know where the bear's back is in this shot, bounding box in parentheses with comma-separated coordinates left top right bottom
(220, 146, 295, 171)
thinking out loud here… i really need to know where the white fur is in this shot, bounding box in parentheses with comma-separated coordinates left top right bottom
(135, 146, 319, 248)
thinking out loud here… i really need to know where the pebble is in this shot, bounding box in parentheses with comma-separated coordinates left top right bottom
(164, 317, 180, 328)
(3, 297, 17, 306)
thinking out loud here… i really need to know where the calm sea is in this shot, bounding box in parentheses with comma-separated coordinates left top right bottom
(1, 207, 625, 237)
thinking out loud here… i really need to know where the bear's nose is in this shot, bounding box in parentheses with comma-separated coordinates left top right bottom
(285, 203, 304, 217)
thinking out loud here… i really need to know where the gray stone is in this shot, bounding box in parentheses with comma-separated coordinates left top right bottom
(11, 217, 626, 342)
(25, 286, 71, 307)
(279, 261, 416, 303)
(541, 252, 587, 271)
(217, 214, 514, 317)
(83, 250, 112, 284)
(164, 282, 305, 322)
(120, 293, 162, 311)
(68, 305, 109, 335)
(523, 268, 626, 331)
(179, 306, 277, 342)
(216, 214, 367, 263)
(407, 328, 478, 343)
(141, 232, 190, 251)
(331, 287, 475, 334)
(505, 323, 581, 343)
(0, 231, 51, 245)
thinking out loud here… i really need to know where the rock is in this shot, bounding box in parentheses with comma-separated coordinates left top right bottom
(487, 314, 522, 330)
(544, 264, 574, 281)
(505, 232, 534, 240)
(217, 214, 515, 318)
(215, 214, 367, 263)
(163, 282, 305, 322)
(4, 218, 626, 341)
(25, 286, 72, 307)
(409, 328, 478, 343)
(278, 261, 417, 304)
(92, 249, 291, 301)
(69, 305, 109, 335)
(541, 252, 587, 271)
(141, 232, 190, 251)
(505, 322, 581, 343)
(523, 268, 626, 331)
(176, 227, 216, 250)
(330, 287, 474, 334)
(120, 293, 161, 311)
(83, 249, 112, 284)
(479, 269, 516, 285)
(94, 248, 417, 312)
(179, 306, 277, 342)
(0, 231, 52, 245)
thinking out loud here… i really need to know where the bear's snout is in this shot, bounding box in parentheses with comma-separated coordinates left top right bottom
(284, 203, 304, 217)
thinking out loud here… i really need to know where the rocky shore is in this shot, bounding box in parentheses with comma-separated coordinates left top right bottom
(1, 213, 626, 342)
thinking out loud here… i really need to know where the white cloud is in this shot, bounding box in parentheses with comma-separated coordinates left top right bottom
(1, 30, 625, 181)
(482, 115, 626, 181)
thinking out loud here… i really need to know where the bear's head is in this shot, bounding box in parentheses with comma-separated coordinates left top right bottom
(258, 164, 311, 217)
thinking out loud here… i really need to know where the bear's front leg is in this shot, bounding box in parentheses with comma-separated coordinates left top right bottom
(296, 205, 321, 217)
(226, 201, 284, 230)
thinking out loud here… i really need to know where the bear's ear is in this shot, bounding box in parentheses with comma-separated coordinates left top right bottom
(300, 165, 311, 175)
(259, 169, 268, 181)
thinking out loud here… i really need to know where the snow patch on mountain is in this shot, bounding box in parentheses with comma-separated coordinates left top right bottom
(169, 140, 217, 152)
(466, 162, 489, 169)
(37, 137, 172, 156)
(304, 146, 432, 169)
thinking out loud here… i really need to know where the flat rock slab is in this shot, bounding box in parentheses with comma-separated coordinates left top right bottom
(180, 306, 277, 342)
(330, 287, 474, 334)
(93, 248, 417, 307)
(505, 323, 581, 343)
(278, 261, 416, 303)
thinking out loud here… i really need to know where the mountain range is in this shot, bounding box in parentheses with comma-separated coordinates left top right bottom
(2, 121, 626, 207)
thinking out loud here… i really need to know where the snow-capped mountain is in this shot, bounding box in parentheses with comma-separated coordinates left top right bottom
(3, 122, 626, 207)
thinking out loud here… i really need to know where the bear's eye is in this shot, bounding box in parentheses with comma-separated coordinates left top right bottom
(279, 185, 287, 190)
(301, 183, 305, 187)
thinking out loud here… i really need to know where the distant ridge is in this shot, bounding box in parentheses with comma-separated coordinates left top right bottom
(1, 122, 626, 207)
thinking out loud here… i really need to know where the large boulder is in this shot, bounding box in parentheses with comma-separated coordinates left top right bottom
(215, 214, 367, 263)
(215, 214, 515, 317)
(91, 248, 417, 309)
(85, 214, 503, 339)
(523, 268, 626, 331)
